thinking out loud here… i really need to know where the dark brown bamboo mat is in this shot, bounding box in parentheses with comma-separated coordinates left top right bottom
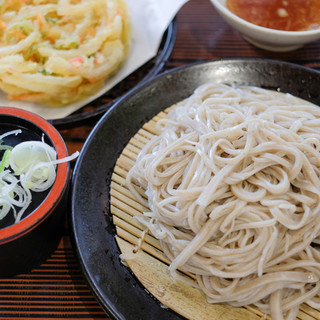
(0, 236, 108, 319)
(3, 0, 320, 318)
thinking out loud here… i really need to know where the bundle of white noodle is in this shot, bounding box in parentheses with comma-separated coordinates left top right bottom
(126, 83, 320, 320)
(0, 130, 78, 223)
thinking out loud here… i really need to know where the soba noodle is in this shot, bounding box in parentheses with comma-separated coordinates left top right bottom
(126, 83, 320, 320)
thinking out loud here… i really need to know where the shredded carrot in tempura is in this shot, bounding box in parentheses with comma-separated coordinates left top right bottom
(36, 13, 45, 28)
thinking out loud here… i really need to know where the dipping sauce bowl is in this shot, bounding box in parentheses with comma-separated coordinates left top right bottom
(0, 107, 70, 276)
(210, 0, 320, 52)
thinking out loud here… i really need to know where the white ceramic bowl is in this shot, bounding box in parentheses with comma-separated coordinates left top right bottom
(210, 0, 320, 52)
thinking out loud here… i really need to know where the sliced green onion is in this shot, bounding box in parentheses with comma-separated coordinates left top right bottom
(0, 149, 11, 172)
(0, 130, 79, 224)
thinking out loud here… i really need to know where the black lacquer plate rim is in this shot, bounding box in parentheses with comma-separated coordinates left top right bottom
(70, 58, 320, 320)
(50, 20, 177, 129)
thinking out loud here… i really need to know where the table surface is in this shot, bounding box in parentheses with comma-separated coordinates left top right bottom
(3, 0, 320, 319)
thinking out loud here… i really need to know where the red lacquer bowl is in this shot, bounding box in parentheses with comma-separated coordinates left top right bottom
(0, 107, 70, 276)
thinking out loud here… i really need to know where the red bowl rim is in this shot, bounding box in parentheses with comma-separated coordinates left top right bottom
(0, 107, 69, 243)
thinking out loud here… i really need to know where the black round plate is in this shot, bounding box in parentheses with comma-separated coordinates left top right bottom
(70, 58, 320, 320)
(50, 20, 177, 129)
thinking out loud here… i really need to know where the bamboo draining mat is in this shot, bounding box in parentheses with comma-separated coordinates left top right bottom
(110, 108, 320, 320)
